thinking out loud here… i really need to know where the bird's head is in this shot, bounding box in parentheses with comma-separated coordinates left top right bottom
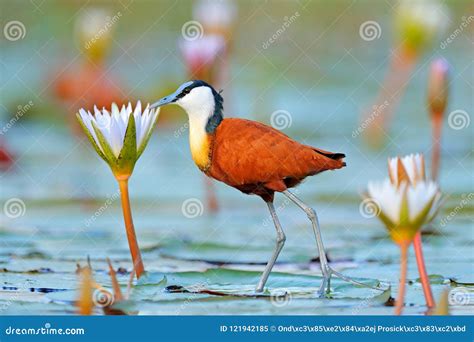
(150, 80, 223, 129)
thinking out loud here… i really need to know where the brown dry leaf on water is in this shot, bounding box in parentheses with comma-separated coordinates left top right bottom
(76, 258, 135, 315)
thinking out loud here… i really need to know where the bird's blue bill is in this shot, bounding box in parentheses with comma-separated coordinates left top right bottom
(149, 95, 175, 109)
(150, 80, 194, 109)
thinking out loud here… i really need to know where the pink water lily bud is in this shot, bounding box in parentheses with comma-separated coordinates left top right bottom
(179, 35, 226, 75)
(428, 58, 450, 117)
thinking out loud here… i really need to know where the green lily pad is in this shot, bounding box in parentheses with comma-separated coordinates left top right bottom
(132, 268, 389, 301)
(159, 241, 311, 265)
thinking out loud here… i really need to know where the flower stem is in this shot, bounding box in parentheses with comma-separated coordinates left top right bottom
(362, 46, 417, 147)
(431, 113, 443, 181)
(413, 232, 435, 309)
(395, 242, 409, 315)
(117, 178, 145, 278)
(204, 177, 219, 213)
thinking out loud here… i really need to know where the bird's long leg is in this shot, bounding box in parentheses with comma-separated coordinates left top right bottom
(282, 190, 331, 296)
(256, 202, 286, 293)
(283, 190, 384, 297)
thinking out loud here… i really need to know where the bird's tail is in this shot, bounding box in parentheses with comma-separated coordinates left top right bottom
(313, 148, 346, 167)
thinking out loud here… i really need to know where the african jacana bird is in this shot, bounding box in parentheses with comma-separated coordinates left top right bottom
(179, 35, 226, 213)
(150, 80, 377, 295)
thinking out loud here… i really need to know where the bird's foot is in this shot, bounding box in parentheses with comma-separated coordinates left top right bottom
(316, 265, 332, 298)
(317, 266, 388, 298)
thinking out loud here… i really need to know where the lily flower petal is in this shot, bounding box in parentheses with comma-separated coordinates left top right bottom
(407, 181, 439, 222)
(388, 153, 426, 186)
(368, 179, 403, 224)
(366, 178, 442, 244)
(77, 101, 160, 177)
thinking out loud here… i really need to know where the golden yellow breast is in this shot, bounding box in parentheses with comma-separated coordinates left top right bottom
(190, 134, 212, 171)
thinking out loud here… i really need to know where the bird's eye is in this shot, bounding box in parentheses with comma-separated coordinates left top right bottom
(182, 88, 190, 95)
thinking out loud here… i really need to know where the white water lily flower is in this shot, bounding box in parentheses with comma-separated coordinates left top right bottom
(367, 179, 441, 244)
(388, 153, 425, 186)
(77, 101, 159, 178)
(395, 0, 449, 53)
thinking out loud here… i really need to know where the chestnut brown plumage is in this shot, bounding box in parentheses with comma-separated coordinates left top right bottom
(151, 80, 382, 295)
(207, 118, 345, 202)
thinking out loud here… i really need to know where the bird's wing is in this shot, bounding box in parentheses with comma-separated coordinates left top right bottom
(210, 118, 344, 188)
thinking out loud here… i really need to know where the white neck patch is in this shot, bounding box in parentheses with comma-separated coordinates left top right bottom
(176, 86, 215, 164)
